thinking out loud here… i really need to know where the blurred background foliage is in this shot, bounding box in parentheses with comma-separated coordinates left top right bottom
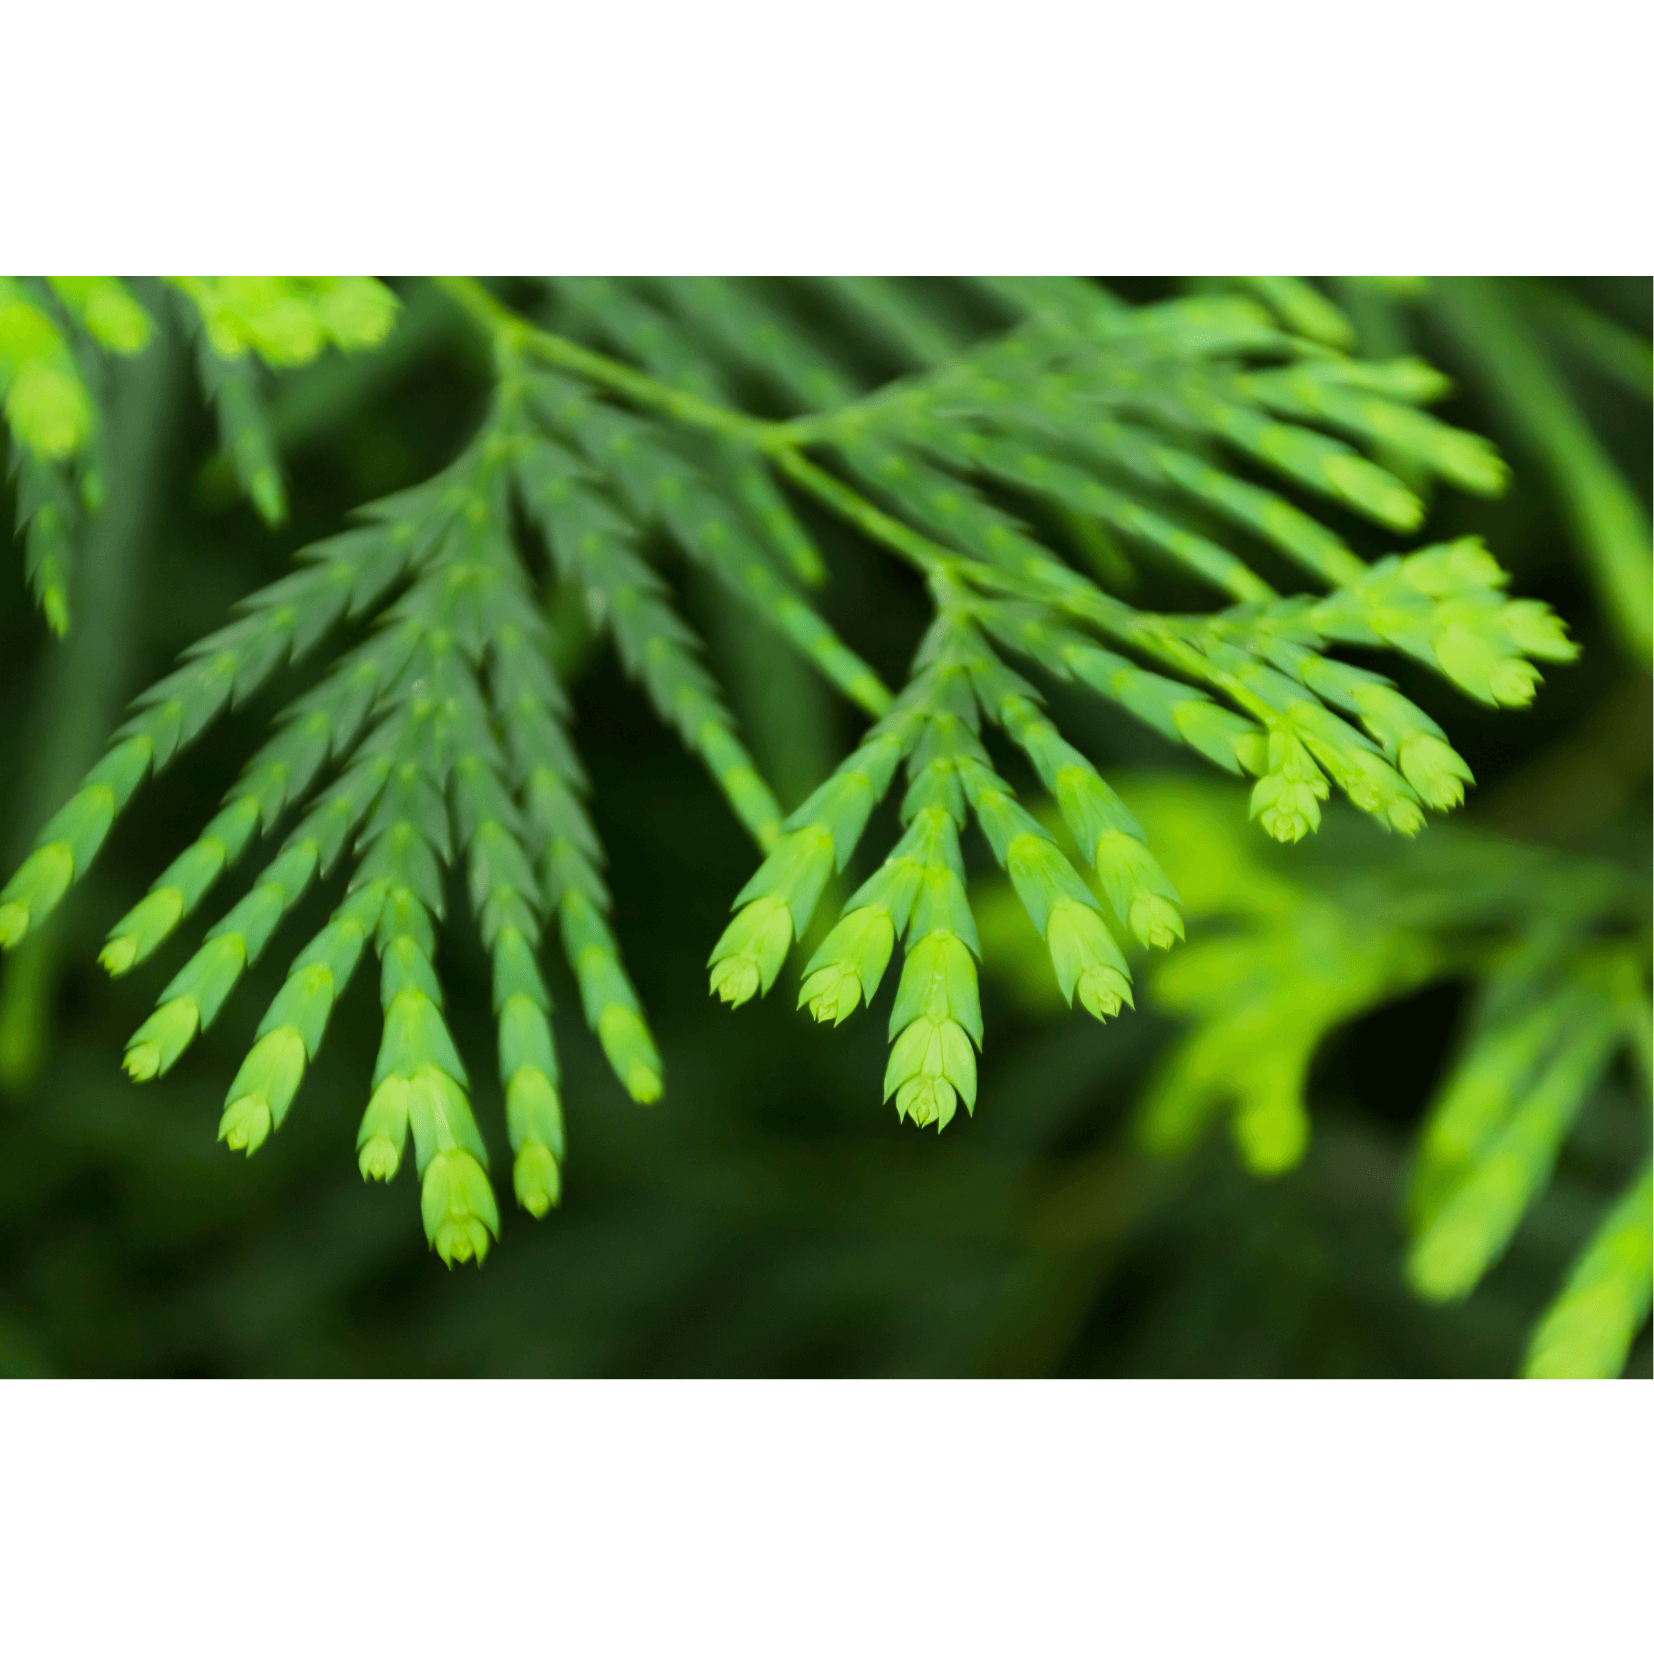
(0, 276, 1646, 1378)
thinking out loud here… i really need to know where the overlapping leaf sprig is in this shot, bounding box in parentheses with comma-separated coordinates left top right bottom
(0, 276, 1577, 1264)
(1079, 774, 1649, 1378)
(1, 277, 398, 632)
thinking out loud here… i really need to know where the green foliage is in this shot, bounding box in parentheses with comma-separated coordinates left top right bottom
(978, 769, 1649, 1377)
(1, 277, 400, 633)
(1430, 279, 1651, 669)
(1522, 1163, 1652, 1379)
(168, 277, 399, 368)
(0, 275, 1621, 1308)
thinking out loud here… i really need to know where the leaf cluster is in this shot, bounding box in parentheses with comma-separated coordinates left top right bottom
(0, 275, 1585, 1270)
(2, 277, 399, 631)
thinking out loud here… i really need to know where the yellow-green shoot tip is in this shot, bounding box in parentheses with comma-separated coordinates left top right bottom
(1077, 966, 1131, 1022)
(1387, 801, 1426, 838)
(218, 1096, 272, 1156)
(123, 1042, 162, 1082)
(710, 957, 759, 1007)
(358, 1136, 401, 1182)
(514, 1144, 561, 1217)
(1488, 659, 1541, 708)
(800, 964, 863, 1025)
(1130, 896, 1184, 952)
(433, 1216, 493, 1268)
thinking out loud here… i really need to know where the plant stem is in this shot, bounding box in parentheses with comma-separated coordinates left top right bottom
(435, 278, 1260, 710)
(436, 276, 776, 449)
(771, 450, 952, 579)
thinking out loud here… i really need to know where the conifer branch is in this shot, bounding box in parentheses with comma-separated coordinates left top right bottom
(0, 275, 1591, 1268)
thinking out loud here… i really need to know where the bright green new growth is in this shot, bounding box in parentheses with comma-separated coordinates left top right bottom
(2, 276, 142, 633)
(875, 664, 985, 1132)
(1, 277, 399, 633)
(0, 276, 1582, 1266)
(168, 277, 399, 368)
(0, 277, 106, 462)
(1048, 772, 1647, 1374)
(1406, 952, 1636, 1303)
(1522, 1163, 1652, 1380)
(495, 473, 667, 1104)
(168, 278, 401, 529)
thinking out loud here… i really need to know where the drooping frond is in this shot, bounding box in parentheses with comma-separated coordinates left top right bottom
(0, 275, 1583, 1269)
